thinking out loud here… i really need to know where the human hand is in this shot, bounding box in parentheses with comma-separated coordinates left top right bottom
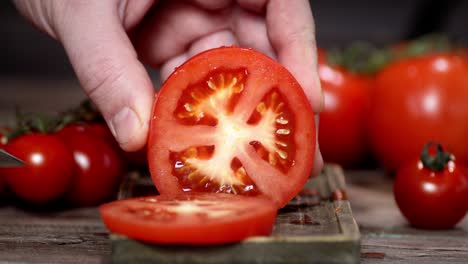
(13, 0, 323, 176)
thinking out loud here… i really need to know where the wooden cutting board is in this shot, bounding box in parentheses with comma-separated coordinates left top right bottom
(111, 165, 360, 264)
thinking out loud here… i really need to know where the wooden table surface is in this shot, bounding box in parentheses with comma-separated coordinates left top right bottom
(0, 170, 467, 264)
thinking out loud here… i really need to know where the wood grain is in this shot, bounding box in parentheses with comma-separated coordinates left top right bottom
(0, 206, 110, 264)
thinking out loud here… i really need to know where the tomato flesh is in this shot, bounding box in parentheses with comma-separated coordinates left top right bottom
(148, 47, 316, 208)
(100, 193, 277, 244)
(170, 77, 296, 195)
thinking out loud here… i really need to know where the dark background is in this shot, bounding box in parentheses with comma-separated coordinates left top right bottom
(1, 0, 467, 79)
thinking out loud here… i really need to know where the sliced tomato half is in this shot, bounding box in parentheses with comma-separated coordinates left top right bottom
(99, 193, 277, 244)
(148, 47, 316, 208)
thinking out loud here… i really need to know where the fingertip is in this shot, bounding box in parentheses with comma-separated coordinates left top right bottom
(311, 114, 324, 178)
(108, 106, 149, 152)
(310, 138, 324, 178)
(311, 144, 324, 178)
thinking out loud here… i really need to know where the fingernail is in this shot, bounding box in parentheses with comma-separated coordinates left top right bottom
(109, 107, 140, 145)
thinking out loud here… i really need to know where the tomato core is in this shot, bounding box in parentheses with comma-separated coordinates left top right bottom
(170, 69, 297, 195)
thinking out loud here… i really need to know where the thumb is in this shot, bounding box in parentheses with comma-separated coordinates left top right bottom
(56, 2, 154, 151)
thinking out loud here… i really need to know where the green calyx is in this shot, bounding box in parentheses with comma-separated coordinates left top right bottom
(326, 33, 456, 75)
(55, 99, 104, 131)
(327, 42, 392, 75)
(2, 108, 59, 143)
(395, 33, 453, 59)
(420, 142, 454, 172)
(2, 99, 104, 144)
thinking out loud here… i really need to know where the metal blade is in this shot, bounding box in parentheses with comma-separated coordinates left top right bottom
(0, 149, 25, 167)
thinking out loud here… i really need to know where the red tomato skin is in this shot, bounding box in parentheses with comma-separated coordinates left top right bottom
(0, 130, 7, 193)
(59, 123, 120, 149)
(122, 146, 148, 167)
(85, 124, 146, 166)
(60, 123, 147, 167)
(369, 53, 468, 172)
(394, 160, 468, 229)
(57, 131, 123, 207)
(0, 130, 7, 148)
(317, 49, 372, 168)
(0, 134, 75, 204)
(148, 47, 316, 209)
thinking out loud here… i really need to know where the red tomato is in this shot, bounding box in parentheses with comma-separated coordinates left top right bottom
(317, 49, 373, 168)
(0, 127, 12, 148)
(368, 53, 468, 172)
(86, 123, 120, 148)
(81, 123, 145, 165)
(122, 146, 148, 167)
(148, 47, 316, 208)
(59, 123, 119, 148)
(57, 129, 123, 207)
(0, 133, 75, 203)
(394, 143, 468, 229)
(0, 131, 7, 147)
(100, 192, 277, 244)
(0, 130, 6, 193)
(61, 123, 148, 167)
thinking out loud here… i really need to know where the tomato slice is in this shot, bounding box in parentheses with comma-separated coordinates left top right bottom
(99, 193, 277, 244)
(148, 47, 316, 208)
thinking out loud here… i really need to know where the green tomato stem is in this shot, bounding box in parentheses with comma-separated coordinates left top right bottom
(420, 142, 453, 172)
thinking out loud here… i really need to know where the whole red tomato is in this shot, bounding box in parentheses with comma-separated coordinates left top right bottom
(394, 142, 468, 229)
(57, 128, 124, 207)
(0, 133, 75, 204)
(59, 123, 118, 148)
(60, 123, 148, 167)
(317, 49, 373, 168)
(369, 53, 468, 172)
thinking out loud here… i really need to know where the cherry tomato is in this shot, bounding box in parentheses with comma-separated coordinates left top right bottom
(57, 128, 123, 207)
(59, 123, 119, 148)
(60, 123, 148, 167)
(369, 53, 468, 172)
(80, 123, 147, 167)
(148, 47, 316, 209)
(0, 129, 7, 194)
(0, 130, 7, 147)
(0, 133, 75, 204)
(100, 192, 277, 244)
(122, 146, 148, 167)
(394, 142, 468, 229)
(317, 49, 372, 168)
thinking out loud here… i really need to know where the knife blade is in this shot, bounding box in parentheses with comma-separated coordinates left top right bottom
(0, 149, 25, 167)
